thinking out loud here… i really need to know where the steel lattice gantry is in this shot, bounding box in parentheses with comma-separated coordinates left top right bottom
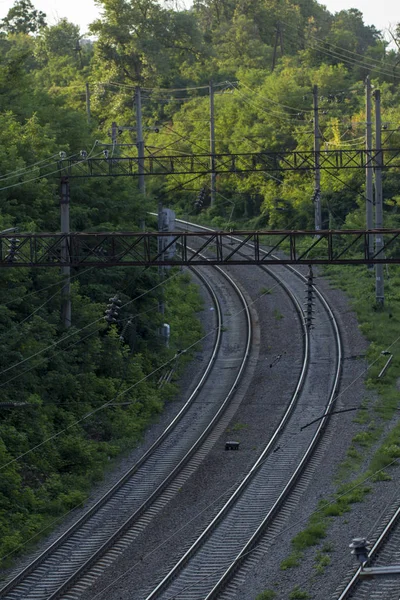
(1, 229, 400, 267)
(45, 148, 400, 178)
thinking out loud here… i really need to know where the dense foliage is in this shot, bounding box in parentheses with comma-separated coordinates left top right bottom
(0, 0, 399, 568)
(0, 0, 206, 565)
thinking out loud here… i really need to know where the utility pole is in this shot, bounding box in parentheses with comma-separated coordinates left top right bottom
(365, 76, 373, 262)
(373, 89, 384, 306)
(111, 121, 118, 149)
(60, 177, 71, 328)
(135, 86, 146, 195)
(209, 80, 216, 206)
(158, 201, 165, 315)
(313, 85, 322, 231)
(85, 83, 91, 125)
(271, 22, 284, 71)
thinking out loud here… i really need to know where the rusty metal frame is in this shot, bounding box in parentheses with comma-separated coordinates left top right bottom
(52, 149, 400, 178)
(1, 229, 400, 267)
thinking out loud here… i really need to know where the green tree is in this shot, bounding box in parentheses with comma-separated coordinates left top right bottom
(1, 0, 46, 35)
(35, 19, 81, 63)
(90, 0, 204, 85)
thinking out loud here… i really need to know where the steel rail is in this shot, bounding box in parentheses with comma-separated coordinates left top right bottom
(336, 505, 400, 599)
(0, 269, 223, 599)
(144, 226, 310, 599)
(206, 239, 343, 598)
(144, 220, 342, 600)
(45, 264, 252, 600)
(0, 265, 252, 600)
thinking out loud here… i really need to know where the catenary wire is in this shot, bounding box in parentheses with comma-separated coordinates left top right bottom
(227, 83, 317, 125)
(0, 270, 177, 379)
(235, 80, 314, 113)
(281, 18, 398, 69)
(89, 438, 400, 600)
(1, 248, 400, 564)
(0, 152, 61, 182)
(2, 266, 96, 308)
(0, 266, 294, 469)
(228, 83, 301, 121)
(0, 271, 161, 391)
(0, 146, 102, 193)
(0, 287, 61, 344)
(283, 29, 399, 80)
(0, 273, 188, 470)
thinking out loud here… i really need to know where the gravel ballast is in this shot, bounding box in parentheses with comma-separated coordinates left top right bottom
(6, 263, 400, 600)
(79, 262, 390, 600)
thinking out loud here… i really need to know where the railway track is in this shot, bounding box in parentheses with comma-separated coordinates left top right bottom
(138, 221, 343, 600)
(0, 265, 253, 600)
(334, 501, 400, 600)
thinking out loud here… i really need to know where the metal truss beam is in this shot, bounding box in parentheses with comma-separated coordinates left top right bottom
(2, 229, 400, 267)
(55, 149, 400, 178)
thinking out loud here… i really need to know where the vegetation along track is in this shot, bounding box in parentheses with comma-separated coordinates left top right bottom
(0, 265, 252, 600)
(140, 220, 343, 600)
(334, 503, 400, 600)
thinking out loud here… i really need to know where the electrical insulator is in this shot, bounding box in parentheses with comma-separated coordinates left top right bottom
(349, 538, 371, 565)
(7, 238, 20, 263)
(80, 150, 88, 158)
(59, 151, 67, 159)
(104, 295, 122, 324)
(103, 149, 109, 159)
(304, 265, 314, 330)
(194, 187, 207, 211)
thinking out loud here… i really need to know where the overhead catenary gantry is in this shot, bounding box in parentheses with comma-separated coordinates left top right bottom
(53, 148, 400, 178)
(2, 229, 400, 268)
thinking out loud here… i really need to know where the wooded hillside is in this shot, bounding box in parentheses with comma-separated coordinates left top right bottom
(0, 0, 399, 566)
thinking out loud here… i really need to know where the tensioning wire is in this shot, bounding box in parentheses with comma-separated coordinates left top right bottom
(280, 18, 397, 73)
(0, 152, 61, 182)
(284, 30, 399, 81)
(227, 83, 315, 125)
(0, 271, 178, 379)
(1, 256, 295, 471)
(0, 306, 159, 397)
(0, 146, 102, 193)
(235, 80, 314, 114)
(2, 266, 97, 308)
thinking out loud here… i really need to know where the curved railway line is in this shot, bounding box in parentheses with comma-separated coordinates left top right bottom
(0, 219, 352, 600)
(135, 221, 343, 600)
(0, 265, 253, 600)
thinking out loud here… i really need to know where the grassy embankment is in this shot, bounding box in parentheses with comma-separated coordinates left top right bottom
(277, 263, 400, 578)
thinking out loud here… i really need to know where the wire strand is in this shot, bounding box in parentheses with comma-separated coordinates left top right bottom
(0, 150, 102, 193)
(236, 80, 313, 114)
(0, 271, 174, 379)
(0, 153, 61, 182)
